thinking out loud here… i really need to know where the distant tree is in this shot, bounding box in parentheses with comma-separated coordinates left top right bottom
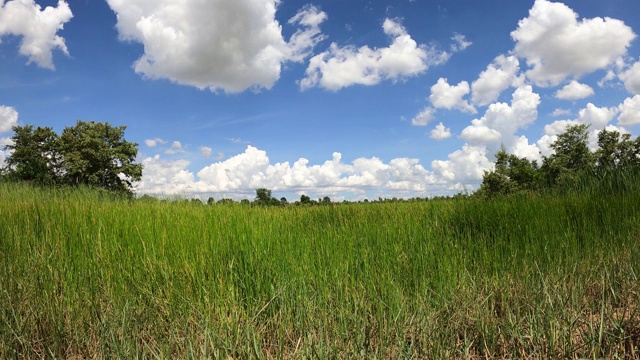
(58, 121, 141, 194)
(322, 196, 331, 205)
(300, 194, 311, 205)
(477, 145, 540, 198)
(254, 188, 280, 205)
(255, 188, 272, 203)
(280, 197, 288, 205)
(3, 125, 60, 184)
(541, 124, 593, 187)
(137, 194, 158, 203)
(207, 197, 216, 205)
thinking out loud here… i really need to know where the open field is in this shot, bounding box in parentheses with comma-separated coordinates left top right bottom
(1, 182, 639, 358)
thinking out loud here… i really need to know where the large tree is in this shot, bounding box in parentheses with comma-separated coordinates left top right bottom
(540, 124, 593, 187)
(4, 120, 142, 194)
(3, 125, 60, 184)
(58, 121, 142, 193)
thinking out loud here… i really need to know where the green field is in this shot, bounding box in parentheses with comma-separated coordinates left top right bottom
(1, 182, 639, 358)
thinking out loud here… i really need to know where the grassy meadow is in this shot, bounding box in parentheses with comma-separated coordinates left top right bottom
(1, 180, 639, 358)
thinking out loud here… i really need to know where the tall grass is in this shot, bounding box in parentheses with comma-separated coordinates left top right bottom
(0, 180, 639, 358)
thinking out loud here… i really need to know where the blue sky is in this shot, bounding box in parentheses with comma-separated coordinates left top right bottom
(1, 0, 640, 201)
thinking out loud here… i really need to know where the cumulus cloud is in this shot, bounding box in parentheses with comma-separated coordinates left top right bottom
(555, 81, 594, 100)
(0, 137, 13, 168)
(429, 78, 476, 113)
(0, 105, 19, 133)
(106, 1, 326, 93)
(411, 107, 435, 126)
(577, 103, 617, 128)
(0, 0, 73, 69)
(618, 95, 640, 126)
(431, 144, 492, 184)
(619, 60, 640, 95)
(0, 105, 18, 168)
(471, 55, 522, 106)
(537, 103, 620, 155)
(144, 138, 167, 147)
(511, 0, 636, 86)
(461, 86, 540, 151)
(300, 18, 448, 91)
(450, 33, 472, 52)
(199, 146, 213, 158)
(430, 122, 452, 140)
(135, 145, 441, 198)
(552, 108, 572, 117)
(165, 141, 185, 154)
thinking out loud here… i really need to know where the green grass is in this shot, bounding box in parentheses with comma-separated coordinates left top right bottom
(1, 182, 639, 358)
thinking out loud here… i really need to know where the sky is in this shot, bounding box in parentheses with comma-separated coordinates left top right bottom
(1, 0, 640, 201)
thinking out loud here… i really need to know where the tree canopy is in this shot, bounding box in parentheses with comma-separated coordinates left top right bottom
(3, 120, 142, 195)
(477, 125, 640, 198)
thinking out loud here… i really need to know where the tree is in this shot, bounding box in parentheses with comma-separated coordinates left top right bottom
(595, 129, 640, 170)
(541, 124, 593, 187)
(299, 194, 311, 205)
(58, 121, 142, 194)
(4, 125, 60, 184)
(255, 188, 272, 203)
(476, 145, 539, 198)
(4, 120, 142, 195)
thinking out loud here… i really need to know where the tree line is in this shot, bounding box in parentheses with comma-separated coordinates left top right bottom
(2, 121, 142, 195)
(476, 124, 640, 198)
(4, 120, 637, 200)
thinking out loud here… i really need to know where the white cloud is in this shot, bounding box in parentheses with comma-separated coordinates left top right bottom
(618, 95, 640, 126)
(0, 0, 73, 69)
(0, 105, 17, 168)
(144, 138, 167, 148)
(411, 107, 435, 126)
(450, 33, 471, 52)
(511, 0, 636, 86)
(471, 55, 521, 106)
(555, 81, 594, 100)
(512, 135, 541, 162)
(619, 60, 640, 95)
(135, 145, 441, 198)
(106, 1, 326, 93)
(431, 144, 492, 184)
(165, 140, 185, 154)
(537, 103, 620, 155)
(577, 103, 617, 128)
(134, 155, 193, 195)
(0, 137, 14, 168)
(300, 18, 448, 91)
(552, 108, 572, 117)
(199, 146, 213, 158)
(430, 122, 452, 140)
(461, 86, 540, 151)
(0, 105, 19, 133)
(286, 5, 328, 63)
(429, 78, 476, 113)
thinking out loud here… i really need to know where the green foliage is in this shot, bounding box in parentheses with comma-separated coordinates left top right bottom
(541, 124, 593, 187)
(477, 145, 539, 197)
(254, 188, 280, 206)
(3, 120, 141, 195)
(479, 124, 640, 197)
(3, 125, 60, 184)
(58, 120, 142, 193)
